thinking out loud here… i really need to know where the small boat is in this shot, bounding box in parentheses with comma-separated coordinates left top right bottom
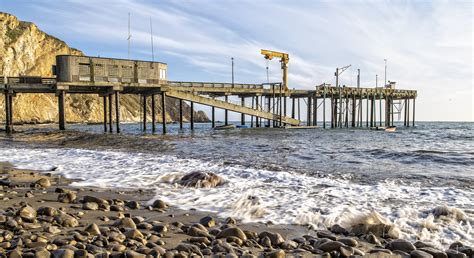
(214, 124, 236, 130)
(371, 126, 386, 131)
(385, 126, 397, 132)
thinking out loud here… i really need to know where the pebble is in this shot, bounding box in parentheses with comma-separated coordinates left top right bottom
(419, 247, 448, 258)
(411, 250, 435, 258)
(83, 202, 99, 210)
(445, 249, 467, 258)
(58, 192, 76, 203)
(199, 215, 216, 227)
(258, 231, 285, 246)
(386, 239, 416, 253)
(217, 227, 247, 241)
(84, 223, 101, 236)
(126, 200, 140, 209)
(318, 240, 345, 252)
(32, 178, 51, 188)
(152, 199, 167, 209)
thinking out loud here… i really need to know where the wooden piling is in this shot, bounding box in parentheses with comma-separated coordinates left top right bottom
(351, 95, 356, 127)
(58, 90, 66, 130)
(4, 92, 11, 133)
(254, 96, 258, 127)
(412, 98, 415, 127)
(345, 95, 349, 128)
(406, 98, 410, 127)
(107, 94, 112, 132)
(190, 101, 194, 130)
(241, 96, 245, 125)
(224, 95, 228, 126)
(151, 94, 156, 133)
(115, 91, 120, 133)
(161, 92, 166, 134)
(103, 96, 107, 132)
(370, 94, 374, 128)
(291, 97, 295, 119)
(267, 96, 271, 127)
(142, 95, 146, 132)
(211, 105, 215, 128)
(379, 90, 383, 126)
(366, 94, 369, 127)
(307, 96, 312, 126)
(313, 95, 317, 126)
(179, 99, 184, 129)
(323, 88, 326, 128)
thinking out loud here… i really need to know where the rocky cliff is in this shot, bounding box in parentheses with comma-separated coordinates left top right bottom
(0, 12, 208, 124)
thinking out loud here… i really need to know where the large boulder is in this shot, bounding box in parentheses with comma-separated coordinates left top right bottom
(178, 172, 224, 188)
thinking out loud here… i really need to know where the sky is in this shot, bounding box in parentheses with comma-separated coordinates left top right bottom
(1, 0, 473, 121)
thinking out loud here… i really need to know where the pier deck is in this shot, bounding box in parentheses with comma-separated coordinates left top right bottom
(1, 71, 417, 134)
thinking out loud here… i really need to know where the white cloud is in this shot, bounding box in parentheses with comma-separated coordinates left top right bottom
(4, 0, 472, 121)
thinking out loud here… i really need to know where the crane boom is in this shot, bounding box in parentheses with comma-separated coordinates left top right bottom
(260, 49, 289, 91)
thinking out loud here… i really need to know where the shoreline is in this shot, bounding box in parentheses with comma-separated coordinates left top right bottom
(1, 162, 472, 257)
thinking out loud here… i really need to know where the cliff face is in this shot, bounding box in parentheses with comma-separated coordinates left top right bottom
(0, 12, 208, 124)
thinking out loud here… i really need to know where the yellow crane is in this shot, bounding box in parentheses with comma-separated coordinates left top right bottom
(260, 49, 289, 91)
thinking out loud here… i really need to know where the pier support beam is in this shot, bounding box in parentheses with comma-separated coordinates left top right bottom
(266, 96, 271, 127)
(345, 96, 349, 128)
(351, 95, 356, 127)
(313, 95, 317, 126)
(291, 97, 295, 119)
(161, 92, 166, 134)
(142, 95, 147, 132)
(4, 92, 12, 134)
(406, 98, 410, 127)
(211, 105, 215, 128)
(412, 98, 416, 127)
(115, 91, 120, 133)
(307, 96, 312, 126)
(256, 96, 260, 127)
(241, 96, 245, 125)
(370, 95, 374, 128)
(190, 101, 194, 130)
(179, 99, 183, 129)
(323, 90, 326, 128)
(108, 94, 113, 133)
(151, 94, 156, 133)
(58, 90, 66, 130)
(224, 95, 228, 126)
(103, 96, 107, 132)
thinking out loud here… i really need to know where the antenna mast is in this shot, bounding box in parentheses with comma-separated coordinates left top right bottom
(150, 17, 154, 61)
(127, 13, 131, 60)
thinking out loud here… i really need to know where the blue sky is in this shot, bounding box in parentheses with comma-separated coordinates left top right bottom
(2, 0, 473, 121)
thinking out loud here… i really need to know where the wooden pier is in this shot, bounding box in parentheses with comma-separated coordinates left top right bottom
(1, 55, 417, 134)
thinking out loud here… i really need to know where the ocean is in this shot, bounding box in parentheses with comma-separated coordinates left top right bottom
(0, 121, 472, 248)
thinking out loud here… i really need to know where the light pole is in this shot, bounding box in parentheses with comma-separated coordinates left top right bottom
(335, 65, 351, 128)
(384, 59, 387, 86)
(231, 57, 234, 86)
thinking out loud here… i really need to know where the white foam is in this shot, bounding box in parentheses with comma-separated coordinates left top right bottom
(0, 145, 472, 248)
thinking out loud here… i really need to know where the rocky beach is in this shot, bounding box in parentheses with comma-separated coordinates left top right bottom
(0, 159, 472, 257)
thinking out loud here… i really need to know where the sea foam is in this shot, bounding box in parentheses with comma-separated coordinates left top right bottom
(0, 145, 472, 248)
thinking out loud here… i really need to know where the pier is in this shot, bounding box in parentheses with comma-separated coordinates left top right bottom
(2, 55, 417, 134)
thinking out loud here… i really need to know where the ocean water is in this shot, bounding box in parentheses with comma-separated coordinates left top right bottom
(0, 121, 473, 248)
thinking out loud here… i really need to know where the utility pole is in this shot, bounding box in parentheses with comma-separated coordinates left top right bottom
(127, 13, 131, 60)
(231, 57, 234, 87)
(384, 59, 387, 86)
(335, 65, 351, 128)
(150, 17, 154, 61)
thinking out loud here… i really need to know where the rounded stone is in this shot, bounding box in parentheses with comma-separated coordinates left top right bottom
(216, 227, 247, 241)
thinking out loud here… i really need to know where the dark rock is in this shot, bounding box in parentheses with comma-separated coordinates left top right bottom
(152, 224, 168, 235)
(82, 195, 108, 205)
(280, 240, 298, 249)
(124, 250, 146, 258)
(178, 171, 224, 188)
(318, 241, 345, 252)
(411, 250, 434, 258)
(125, 201, 140, 209)
(189, 237, 211, 245)
(415, 241, 436, 249)
(340, 246, 354, 257)
(175, 243, 202, 256)
(386, 239, 416, 253)
(113, 217, 137, 229)
(35, 249, 51, 258)
(366, 233, 382, 245)
(31, 178, 51, 188)
(227, 236, 244, 246)
(199, 216, 215, 227)
(419, 247, 447, 258)
(446, 250, 467, 258)
(37, 206, 58, 217)
(84, 223, 101, 236)
(51, 249, 75, 258)
(265, 249, 285, 258)
(187, 226, 211, 238)
(17, 205, 37, 222)
(316, 230, 337, 241)
(54, 214, 79, 227)
(338, 237, 358, 247)
(331, 224, 349, 235)
(58, 192, 76, 203)
(83, 202, 99, 210)
(151, 199, 167, 209)
(225, 217, 237, 224)
(216, 227, 247, 241)
(258, 231, 285, 246)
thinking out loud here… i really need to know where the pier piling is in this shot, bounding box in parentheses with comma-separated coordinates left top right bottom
(151, 94, 156, 133)
(190, 101, 194, 130)
(161, 92, 166, 134)
(142, 95, 146, 132)
(103, 96, 107, 132)
(115, 91, 120, 133)
(58, 90, 66, 130)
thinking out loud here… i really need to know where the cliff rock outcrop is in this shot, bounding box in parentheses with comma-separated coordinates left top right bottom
(0, 12, 208, 124)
